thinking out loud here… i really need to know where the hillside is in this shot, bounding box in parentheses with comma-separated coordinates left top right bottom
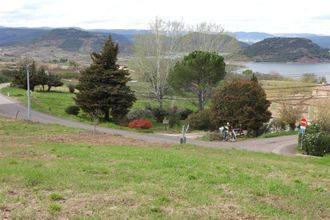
(0, 117, 329, 219)
(243, 37, 330, 63)
(0, 27, 132, 64)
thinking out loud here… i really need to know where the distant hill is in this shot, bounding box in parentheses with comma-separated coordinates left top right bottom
(0, 27, 48, 46)
(234, 32, 274, 44)
(0, 27, 132, 64)
(234, 32, 330, 49)
(32, 28, 131, 53)
(243, 37, 330, 63)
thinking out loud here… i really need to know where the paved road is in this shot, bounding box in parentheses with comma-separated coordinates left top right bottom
(0, 86, 298, 156)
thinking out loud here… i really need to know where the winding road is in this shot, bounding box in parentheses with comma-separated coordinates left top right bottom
(0, 84, 298, 156)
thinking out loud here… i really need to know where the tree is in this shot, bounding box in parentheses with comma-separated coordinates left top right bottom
(131, 17, 184, 109)
(169, 51, 226, 111)
(210, 79, 271, 135)
(278, 103, 301, 130)
(46, 74, 63, 92)
(37, 67, 49, 91)
(13, 61, 38, 91)
(75, 35, 136, 122)
(183, 23, 240, 54)
(301, 73, 318, 83)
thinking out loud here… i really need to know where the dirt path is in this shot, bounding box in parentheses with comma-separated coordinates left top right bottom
(0, 87, 298, 156)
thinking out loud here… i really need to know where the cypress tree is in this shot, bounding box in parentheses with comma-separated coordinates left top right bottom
(75, 36, 136, 122)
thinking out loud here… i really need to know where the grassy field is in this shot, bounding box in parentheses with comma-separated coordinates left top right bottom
(0, 117, 329, 219)
(0, 86, 185, 132)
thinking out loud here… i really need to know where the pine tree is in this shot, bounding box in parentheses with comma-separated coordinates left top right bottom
(75, 36, 136, 122)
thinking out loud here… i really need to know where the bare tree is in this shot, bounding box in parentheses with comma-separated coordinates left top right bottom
(131, 18, 185, 109)
(183, 23, 241, 54)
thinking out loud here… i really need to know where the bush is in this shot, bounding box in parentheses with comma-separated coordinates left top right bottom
(128, 119, 152, 129)
(127, 109, 154, 121)
(151, 108, 168, 123)
(208, 132, 221, 141)
(301, 124, 330, 156)
(68, 84, 76, 93)
(65, 105, 80, 115)
(270, 118, 287, 131)
(179, 108, 193, 120)
(168, 106, 180, 128)
(187, 110, 212, 131)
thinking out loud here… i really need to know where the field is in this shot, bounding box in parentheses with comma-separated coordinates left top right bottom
(0, 117, 329, 219)
(0, 85, 196, 132)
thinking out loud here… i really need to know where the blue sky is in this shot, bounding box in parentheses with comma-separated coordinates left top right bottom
(1, 0, 330, 35)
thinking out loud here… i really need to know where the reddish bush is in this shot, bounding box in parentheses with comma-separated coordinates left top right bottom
(128, 119, 152, 129)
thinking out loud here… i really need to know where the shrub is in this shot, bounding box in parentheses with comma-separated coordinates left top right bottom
(187, 110, 212, 131)
(128, 119, 152, 129)
(168, 106, 180, 128)
(151, 108, 168, 123)
(127, 109, 154, 121)
(68, 84, 76, 93)
(179, 108, 193, 120)
(208, 132, 221, 141)
(301, 124, 330, 156)
(65, 105, 80, 115)
(270, 118, 287, 131)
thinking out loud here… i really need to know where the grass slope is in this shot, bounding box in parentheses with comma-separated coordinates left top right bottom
(0, 117, 329, 219)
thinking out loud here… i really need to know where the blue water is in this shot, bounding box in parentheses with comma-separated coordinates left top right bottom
(239, 62, 330, 82)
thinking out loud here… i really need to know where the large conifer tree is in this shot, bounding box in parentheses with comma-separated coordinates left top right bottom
(75, 36, 136, 122)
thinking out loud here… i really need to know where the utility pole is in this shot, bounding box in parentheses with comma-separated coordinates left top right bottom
(26, 64, 31, 120)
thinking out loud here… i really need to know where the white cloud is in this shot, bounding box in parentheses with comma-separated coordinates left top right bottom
(0, 0, 329, 34)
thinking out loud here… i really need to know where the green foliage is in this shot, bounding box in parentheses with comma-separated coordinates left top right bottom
(46, 74, 63, 91)
(210, 79, 271, 135)
(270, 118, 287, 131)
(68, 84, 76, 93)
(49, 193, 64, 201)
(169, 50, 226, 111)
(127, 109, 154, 121)
(301, 124, 330, 156)
(0, 69, 16, 83)
(301, 73, 318, 83)
(12, 61, 38, 91)
(179, 108, 193, 120)
(150, 107, 168, 123)
(49, 204, 61, 214)
(65, 105, 80, 115)
(258, 130, 298, 138)
(187, 110, 212, 131)
(318, 106, 330, 132)
(278, 104, 301, 130)
(75, 35, 136, 122)
(11, 60, 63, 92)
(168, 106, 180, 128)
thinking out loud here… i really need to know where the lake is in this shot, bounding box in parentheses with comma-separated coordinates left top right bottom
(238, 62, 330, 82)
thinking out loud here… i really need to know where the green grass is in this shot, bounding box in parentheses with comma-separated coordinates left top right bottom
(0, 86, 189, 132)
(259, 130, 299, 138)
(0, 117, 329, 219)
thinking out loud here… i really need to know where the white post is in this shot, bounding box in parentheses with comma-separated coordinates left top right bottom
(26, 65, 31, 120)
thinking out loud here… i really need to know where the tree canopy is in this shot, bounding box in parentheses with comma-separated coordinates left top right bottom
(210, 78, 271, 135)
(169, 50, 226, 111)
(75, 35, 136, 122)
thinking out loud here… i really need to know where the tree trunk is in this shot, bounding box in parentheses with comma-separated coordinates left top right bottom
(47, 85, 51, 92)
(198, 90, 204, 111)
(42, 85, 45, 92)
(104, 109, 110, 121)
(158, 94, 163, 109)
